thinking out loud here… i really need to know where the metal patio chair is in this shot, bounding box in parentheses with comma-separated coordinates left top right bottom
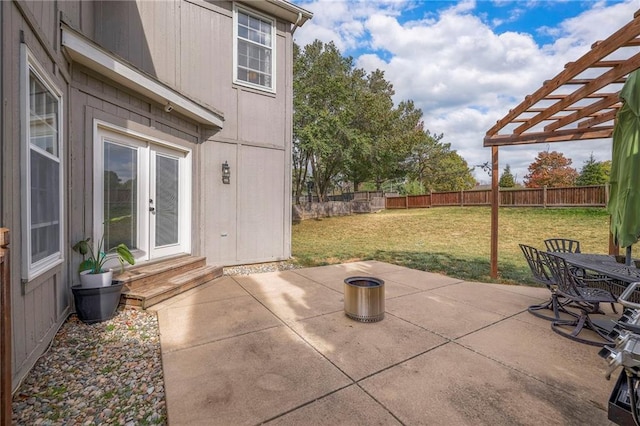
(544, 237, 585, 279)
(544, 238, 581, 254)
(519, 244, 574, 321)
(541, 251, 617, 346)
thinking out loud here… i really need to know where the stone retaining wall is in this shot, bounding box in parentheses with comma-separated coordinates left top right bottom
(292, 198, 385, 222)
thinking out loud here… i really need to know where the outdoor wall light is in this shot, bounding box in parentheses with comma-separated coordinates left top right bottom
(222, 161, 231, 184)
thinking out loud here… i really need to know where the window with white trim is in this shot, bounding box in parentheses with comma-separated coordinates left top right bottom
(21, 45, 64, 280)
(234, 6, 275, 92)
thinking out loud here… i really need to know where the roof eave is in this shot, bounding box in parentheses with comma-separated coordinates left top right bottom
(241, 0, 313, 26)
(61, 24, 224, 129)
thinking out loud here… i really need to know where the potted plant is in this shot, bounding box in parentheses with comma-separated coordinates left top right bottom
(72, 235, 135, 288)
(70, 235, 135, 324)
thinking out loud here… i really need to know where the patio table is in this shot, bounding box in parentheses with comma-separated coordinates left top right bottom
(548, 252, 640, 302)
(549, 253, 640, 283)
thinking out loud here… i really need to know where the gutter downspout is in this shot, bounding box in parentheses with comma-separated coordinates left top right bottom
(291, 12, 302, 35)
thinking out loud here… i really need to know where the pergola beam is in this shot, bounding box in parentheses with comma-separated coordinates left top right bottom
(578, 109, 619, 129)
(486, 11, 640, 139)
(514, 52, 640, 135)
(563, 78, 626, 85)
(543, 93, 621, 132)
(592, 60, 627, 67)
(484, 126, 614, 147)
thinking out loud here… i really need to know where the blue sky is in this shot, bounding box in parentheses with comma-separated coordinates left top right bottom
(292, 0, 639, 183)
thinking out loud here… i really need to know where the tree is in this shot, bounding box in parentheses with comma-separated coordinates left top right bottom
(576, 153, 611, 186)
(499, 164, 516, 188)
(293, 39, 476, 200)
(362, 100, 425, 191)
(404, 131, 476, 192)
(523, 150, 578, 188)
(293, 40, 430, 200)
(343, 68, 396, 191)
(433, 152, 476, 191)
(401, 179, 425, 195)
(293, 41, 357, 202)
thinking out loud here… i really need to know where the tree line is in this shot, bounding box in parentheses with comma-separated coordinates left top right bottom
(292, 40, 611, 203)
(499, 151, 611, 188)
(292, 40, 475, 203)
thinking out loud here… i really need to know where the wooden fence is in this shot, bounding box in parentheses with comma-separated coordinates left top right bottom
(1, 229, 10, 426)
(385, 185, 609, 209)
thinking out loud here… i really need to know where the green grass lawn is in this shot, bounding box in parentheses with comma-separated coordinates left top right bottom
(291, 207, 635, 285)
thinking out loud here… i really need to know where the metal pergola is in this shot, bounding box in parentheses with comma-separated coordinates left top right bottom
(484, 9, 640, 279)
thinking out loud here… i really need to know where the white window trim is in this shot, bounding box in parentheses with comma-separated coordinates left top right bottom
(93, 120, 192, 266)
(233, 4, 277, 93)
(20, 44, 65, 281)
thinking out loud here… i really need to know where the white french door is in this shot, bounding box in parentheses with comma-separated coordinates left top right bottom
(95, 125, 191, 263)
(149, 147, 184, 258)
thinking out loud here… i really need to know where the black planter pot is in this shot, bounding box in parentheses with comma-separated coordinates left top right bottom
(71, 281, 124, 324)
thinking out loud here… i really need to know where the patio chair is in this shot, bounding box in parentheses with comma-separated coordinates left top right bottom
(544, 238, 581, 253)
(541, 251, 617, 346)
(544, 237, 585, 279)
(519, 244, 574, 321)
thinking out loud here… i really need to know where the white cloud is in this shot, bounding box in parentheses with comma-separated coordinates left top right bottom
(294, 0, 408, 52)
(294, 0, 640, 184)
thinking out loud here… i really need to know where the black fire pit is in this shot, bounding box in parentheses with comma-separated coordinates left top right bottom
(344, 276, 385, 322)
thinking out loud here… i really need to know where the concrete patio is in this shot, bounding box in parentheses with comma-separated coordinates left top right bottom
(150, 261, 619, 425)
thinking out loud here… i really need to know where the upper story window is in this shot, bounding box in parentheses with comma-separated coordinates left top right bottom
(234, 5, 276, 92)
(21, 45, 64, 280)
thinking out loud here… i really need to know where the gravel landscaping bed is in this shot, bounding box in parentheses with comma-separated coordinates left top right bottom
(12, 308, 165, 425)
(11, 261, 300, 425)
(223, 260, 301, 276)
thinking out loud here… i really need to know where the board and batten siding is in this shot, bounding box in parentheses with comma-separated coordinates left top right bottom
(2, 0, 93, 390)
(67, 63, 207, 268)
(4, 0, 300, 391)
(91, 0, 295, 265)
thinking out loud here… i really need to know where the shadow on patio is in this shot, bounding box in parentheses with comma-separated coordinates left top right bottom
(149, 261, 616, 425)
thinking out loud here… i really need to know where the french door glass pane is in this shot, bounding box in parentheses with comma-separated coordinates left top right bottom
(104, 142, 138, 250)
(155, 155, 179, 247)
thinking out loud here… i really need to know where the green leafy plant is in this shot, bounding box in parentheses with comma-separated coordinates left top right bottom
(72, 235, 135, 275)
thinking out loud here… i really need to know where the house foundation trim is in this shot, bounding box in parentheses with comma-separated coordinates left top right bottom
(60, 24, 224, 129)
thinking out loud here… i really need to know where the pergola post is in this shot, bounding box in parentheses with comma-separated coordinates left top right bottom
(490, 146, 499, 279)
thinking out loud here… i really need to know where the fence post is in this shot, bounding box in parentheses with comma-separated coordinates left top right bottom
(405, 195, 409, 209)
(460, 190, 464, 207)
(605, 183, 609, 205)
(543, 185, 547, 208)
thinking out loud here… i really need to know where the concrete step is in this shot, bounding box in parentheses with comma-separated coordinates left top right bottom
(121, 264, 223, 309)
